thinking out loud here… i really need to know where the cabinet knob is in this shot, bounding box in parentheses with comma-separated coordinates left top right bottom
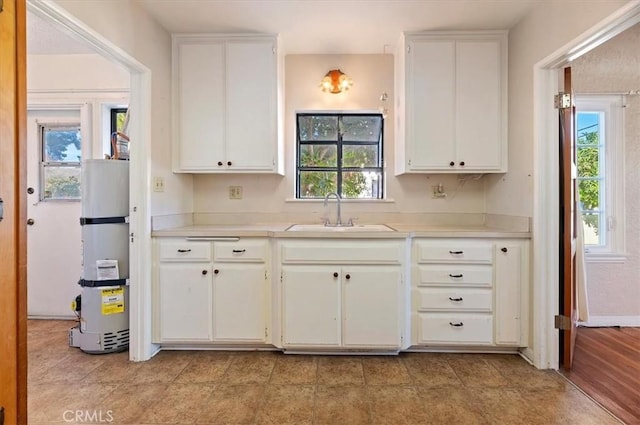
(217, 161, 223, 166)
(501, 247, 508, 253)
(449, 161, 455, 167)
(345, 274, 351, 280)
(227, 161, 232, 166)
(459, 161, 465, 166)
(333, 272, 339, 278)
(202, 270, 208, 275)
(214, 269, 220, 274)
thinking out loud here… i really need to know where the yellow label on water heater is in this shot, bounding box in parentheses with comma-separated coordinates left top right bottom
(101, 287, 125, 315)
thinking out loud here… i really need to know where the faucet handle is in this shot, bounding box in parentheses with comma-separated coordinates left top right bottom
(347, 217, 358, 226)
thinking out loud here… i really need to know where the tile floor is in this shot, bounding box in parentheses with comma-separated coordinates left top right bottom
(28, 320, 622, 425)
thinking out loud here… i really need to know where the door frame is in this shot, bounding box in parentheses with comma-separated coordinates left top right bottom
(28, 0, 157, 361)
(532, 1, 640, 369)
(0, 0, 28, 422)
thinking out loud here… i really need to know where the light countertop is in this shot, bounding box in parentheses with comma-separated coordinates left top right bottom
(152, 223, 531, 239)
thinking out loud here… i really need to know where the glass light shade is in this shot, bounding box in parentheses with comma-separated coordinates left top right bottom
(320, 69, 353, 94)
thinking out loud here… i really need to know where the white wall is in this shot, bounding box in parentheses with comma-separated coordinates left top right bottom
(52, 0, 193, 217)
(571, 23, 640, 321)
(193, 54, 485, 223)
(485, 0, 631, 218)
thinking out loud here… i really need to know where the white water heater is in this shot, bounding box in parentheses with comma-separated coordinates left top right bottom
(69, 159, 130, 354)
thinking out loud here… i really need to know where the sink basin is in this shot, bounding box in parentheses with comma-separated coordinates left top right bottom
(286, 224, 395, 232)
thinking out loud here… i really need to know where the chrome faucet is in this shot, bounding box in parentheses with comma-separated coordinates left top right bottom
(323, 192, 343, 226)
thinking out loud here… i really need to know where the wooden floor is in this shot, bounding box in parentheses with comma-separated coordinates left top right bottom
(562, 327, 640, 425)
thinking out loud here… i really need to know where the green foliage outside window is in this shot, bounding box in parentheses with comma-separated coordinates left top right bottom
(577, 130, 600, 234)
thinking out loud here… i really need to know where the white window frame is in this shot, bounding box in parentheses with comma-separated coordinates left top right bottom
(575, 95, 625, 262)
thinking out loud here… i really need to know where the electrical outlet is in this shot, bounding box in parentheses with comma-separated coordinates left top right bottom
(432, 183, 446, 199)
(153, 176, 164, 192)
(229, 186, 243, 199)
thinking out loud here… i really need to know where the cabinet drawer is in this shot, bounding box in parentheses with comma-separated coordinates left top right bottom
(415, 288, 492, 312)
(158, 240, 211, 262)
(416, 265, 492, 287)
(214, 240, 267, 263)
(416, 241, 493, 263)
(418, 313, 493, 345)
(281, 240, 404, 265)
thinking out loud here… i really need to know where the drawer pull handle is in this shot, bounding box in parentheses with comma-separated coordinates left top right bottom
(449, 274, 463, 279)
(449, 297, 463, 302)
(449, 322, 464, 327)
(177, 249, 192, 253)
(232, 249, 246, 254)
(449, 250, 463, 255)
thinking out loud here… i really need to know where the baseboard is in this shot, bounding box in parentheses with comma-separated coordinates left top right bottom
(579, 315, 640, 327)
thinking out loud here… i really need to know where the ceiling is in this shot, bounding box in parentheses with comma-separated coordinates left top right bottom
(136, 0, 542, 54)
(28, 0, 542, 55)
(27, 10, 96, 55)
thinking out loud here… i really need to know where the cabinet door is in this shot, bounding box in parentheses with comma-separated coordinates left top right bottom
(406, 39, 455, 170)
(213, 264, 266, 342)
(175, 41, 225, 170)
(158, 264, 212, 341)
(226, 40, 277, 170)
(282, 266, 340, 347)
(494, 241, 529, 346)
(342, 266, 402, 348)
(456, 40, 502, 170)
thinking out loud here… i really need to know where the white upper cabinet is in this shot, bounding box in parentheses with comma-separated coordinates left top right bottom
(172, 34, 283, 174)
(396, 31, 508, 174)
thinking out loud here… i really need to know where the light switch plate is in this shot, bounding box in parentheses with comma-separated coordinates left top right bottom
(153, 177, 164, 192)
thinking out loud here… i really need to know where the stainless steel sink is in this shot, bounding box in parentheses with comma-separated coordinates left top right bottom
(285, 224, 395, 232)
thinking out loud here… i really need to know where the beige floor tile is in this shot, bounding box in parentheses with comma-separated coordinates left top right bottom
(317, 356, 364, 385)
(137, 383, 214, 424)
(401, 353, 462, 387)
(445, 355, 510, 387)
(362, 356, 412, 385)
(81, 350, 143, 384)
(315, 385, 370, 425)
(470, 387, 538, 424)
(129, 350, 192, 384)
(368, 386, 429, 425)
(417, 386, 488, 425)
(484, 354, 571, 390)
(29, 351, 106, 383)
(519, 387, 622, 425)
(100, 383, 168, 424)
(269, 354, 318, 384)
(174, 351, 233, 383)
(255, 385, 315, 425)
(223, 352, 277, 384)
(196, 383, 266, 424)
(28, 382, 119, 423)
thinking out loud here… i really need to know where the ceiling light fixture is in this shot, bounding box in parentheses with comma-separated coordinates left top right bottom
(320, 69, 353, 94)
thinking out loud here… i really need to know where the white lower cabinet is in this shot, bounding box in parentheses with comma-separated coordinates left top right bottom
(282, 266, 341, 347)
(279, 240, 406, 350)
(154, 238, 269, 344)
(158, 263, 213, 341)
(412, 238, 529, 348)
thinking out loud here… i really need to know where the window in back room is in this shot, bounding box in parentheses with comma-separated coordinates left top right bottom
(575, 95, 624, 257)
(40, 123, 82, 201)
(296, 112, 384, 199)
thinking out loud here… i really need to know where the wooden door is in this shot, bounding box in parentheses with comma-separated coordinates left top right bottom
(559, 67, 578, 370)
(0, 0, 28, 422)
